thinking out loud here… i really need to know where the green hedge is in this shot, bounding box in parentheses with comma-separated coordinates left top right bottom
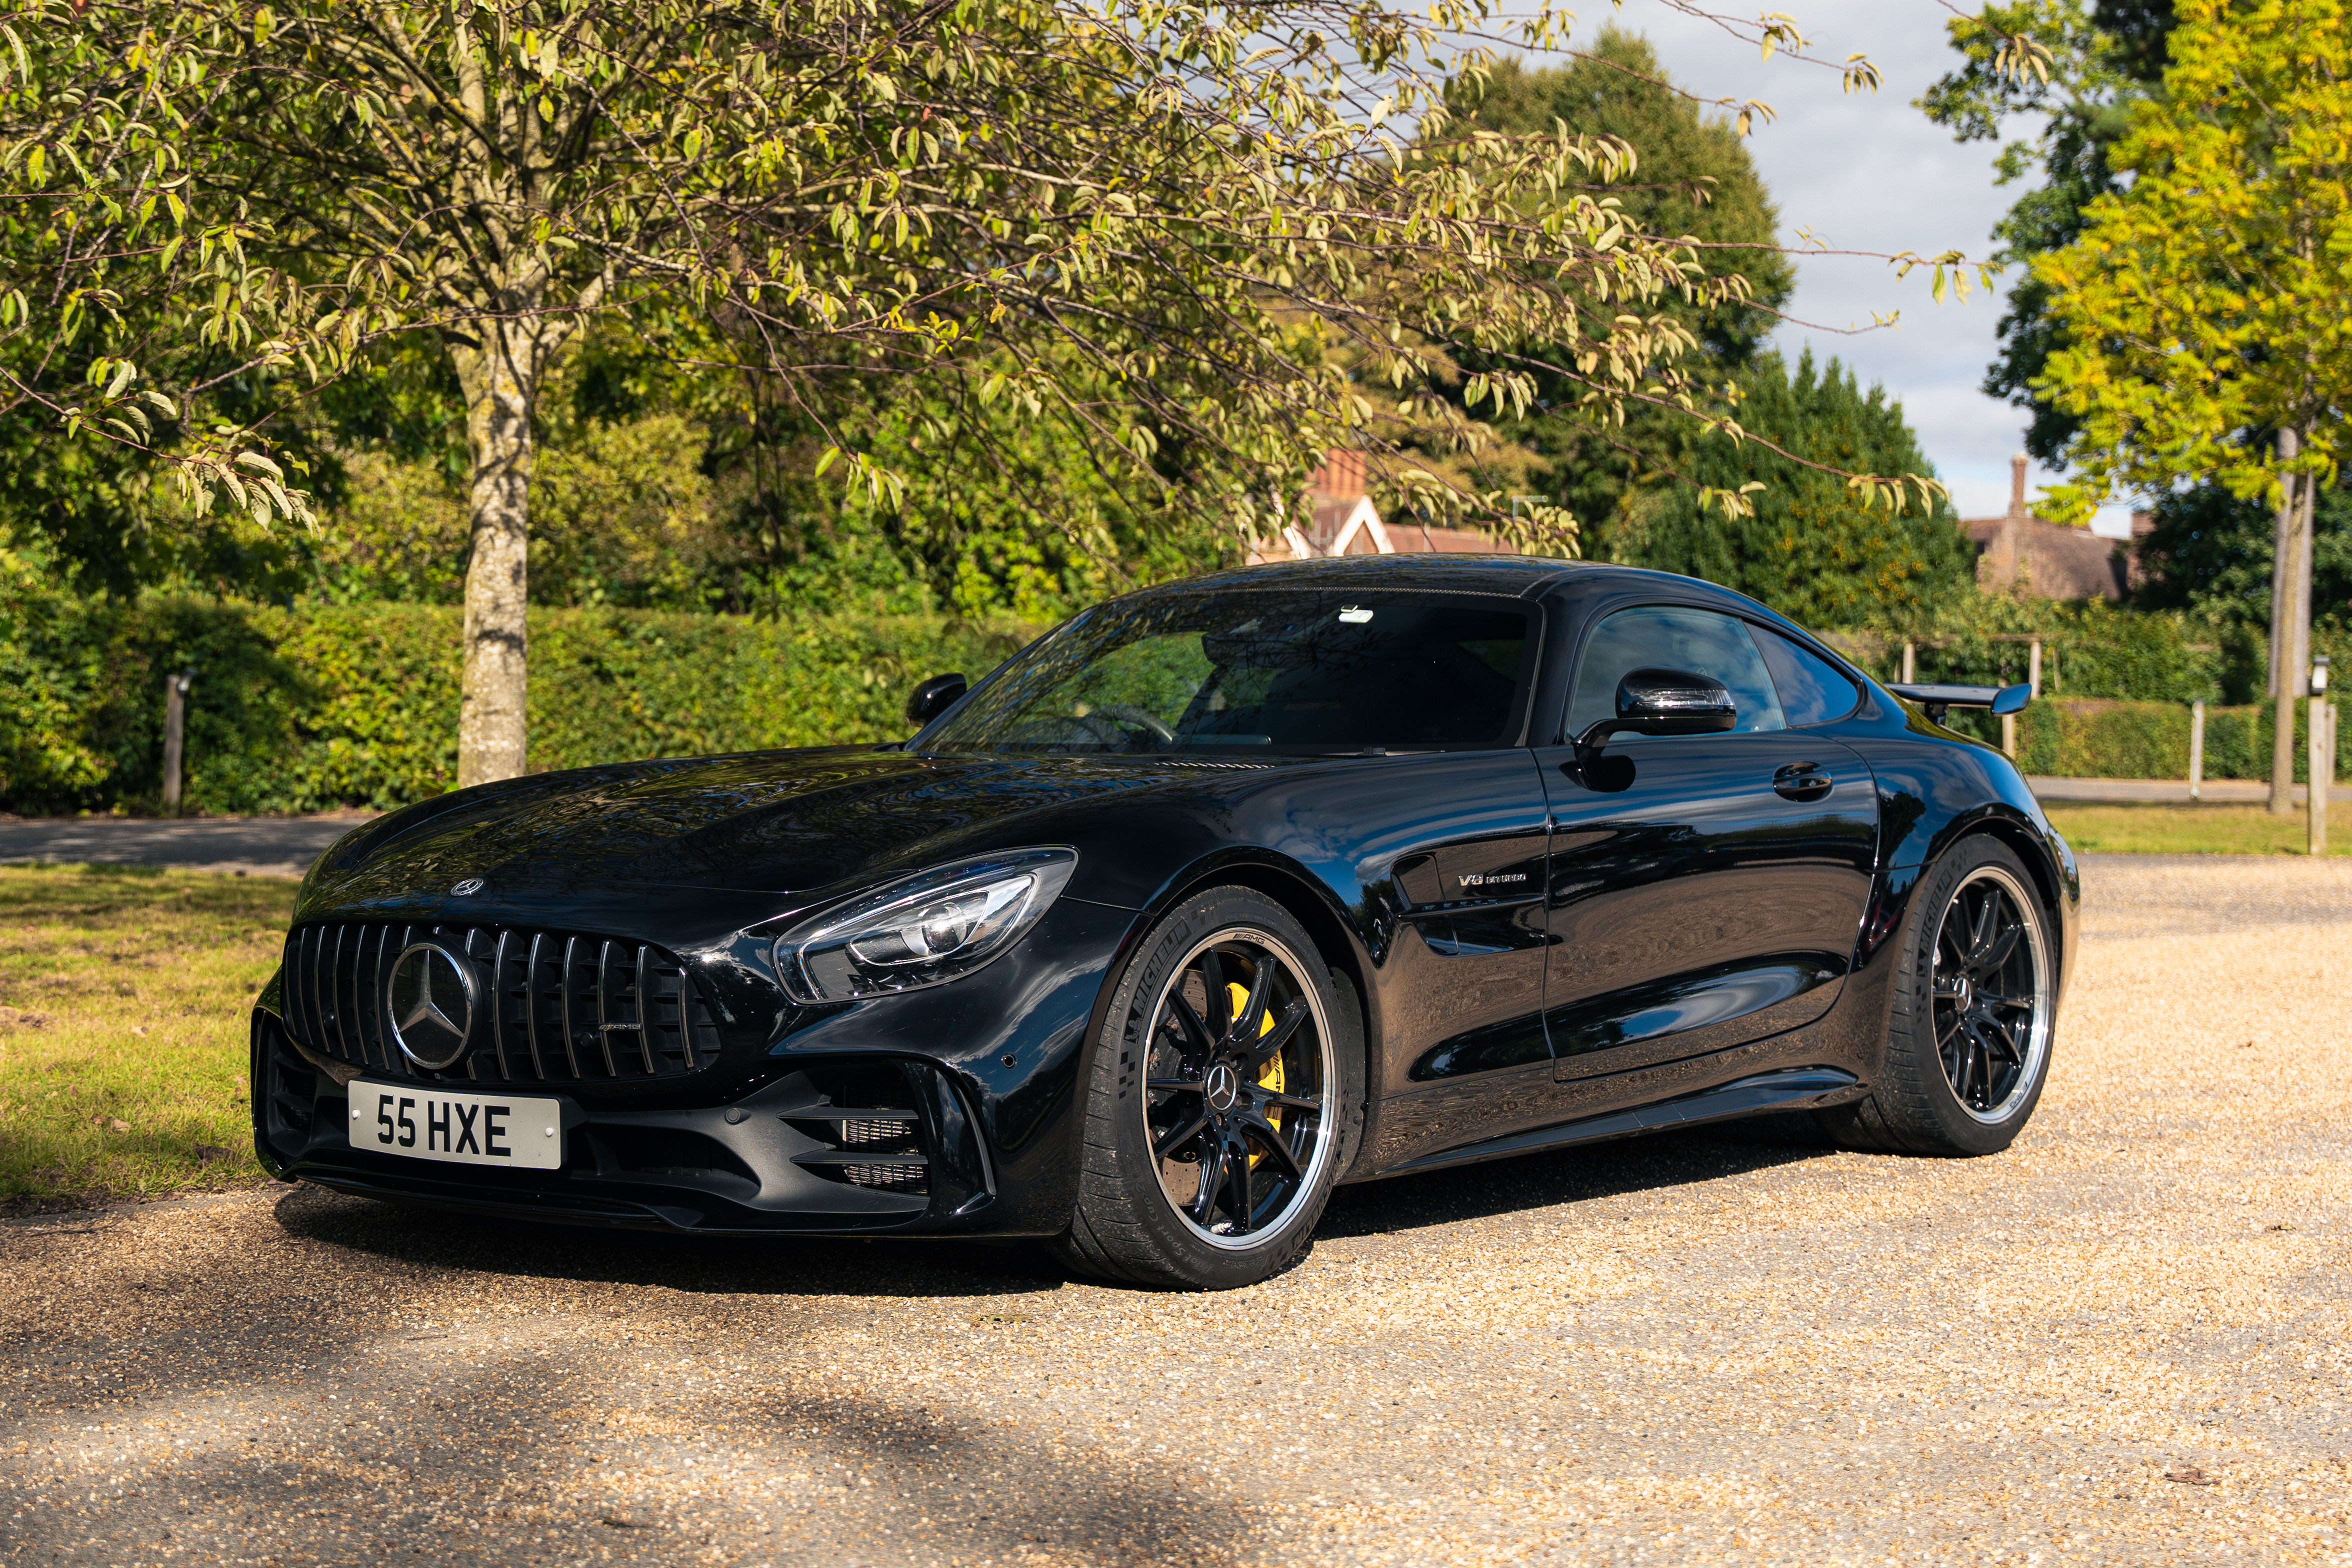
(0, 590, 1032, 814)
(1945, 697, 2350, 782)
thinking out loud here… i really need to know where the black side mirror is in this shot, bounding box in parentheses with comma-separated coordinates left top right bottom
(1577, 667, 1736, 748)
(905, 672, 970, 729)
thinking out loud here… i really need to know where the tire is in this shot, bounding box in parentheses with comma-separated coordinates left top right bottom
(1052, 886, 1364, 1290)
(1818, 835, 2056, 1157)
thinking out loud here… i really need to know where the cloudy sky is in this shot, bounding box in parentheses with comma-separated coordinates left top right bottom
(1597, 0, 2138, 534)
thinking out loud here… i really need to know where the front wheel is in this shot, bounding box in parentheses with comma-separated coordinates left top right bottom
(1819, 836, 2056, 1156)
(1052, 887, 1362, 1290)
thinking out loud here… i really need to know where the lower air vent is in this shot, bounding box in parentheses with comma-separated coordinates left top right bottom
(782, 1064, 932, 1196)
(262, 1023, 315, 1138)
(593, 1125, 759, 1192)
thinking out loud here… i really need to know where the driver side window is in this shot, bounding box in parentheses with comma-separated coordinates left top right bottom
(1566, 606, 1787, 739)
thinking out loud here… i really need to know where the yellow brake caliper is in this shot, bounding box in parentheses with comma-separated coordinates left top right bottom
(1227, 980, 1284, 1164)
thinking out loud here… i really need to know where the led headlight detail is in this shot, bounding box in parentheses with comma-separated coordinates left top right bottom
(772, 848, 1078, 1004)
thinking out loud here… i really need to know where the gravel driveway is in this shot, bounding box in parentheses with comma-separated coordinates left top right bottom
(4, 854, 2348, 1566)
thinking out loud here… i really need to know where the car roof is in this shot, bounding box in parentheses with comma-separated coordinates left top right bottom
(1130, 554, 1803, 618)
(1142, 554, 1591, 599)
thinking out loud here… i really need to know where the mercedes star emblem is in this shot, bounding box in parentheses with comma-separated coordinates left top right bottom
(384, 942, 480, 1070)
(450, 878, 484, 897)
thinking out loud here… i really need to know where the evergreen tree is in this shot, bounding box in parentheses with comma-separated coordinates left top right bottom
(1630, 350, 1973, 626)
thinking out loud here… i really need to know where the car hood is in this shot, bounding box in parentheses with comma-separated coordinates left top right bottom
(302, 746, 1258, 918)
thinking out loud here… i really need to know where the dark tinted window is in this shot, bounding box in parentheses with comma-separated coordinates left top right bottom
(1566, 605, 1785, 739)
(924, 592, 1534, 754)
(1754, 626, 1861, 726)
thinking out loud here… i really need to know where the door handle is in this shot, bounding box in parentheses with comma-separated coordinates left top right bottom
(1772, 763, 1834, 802)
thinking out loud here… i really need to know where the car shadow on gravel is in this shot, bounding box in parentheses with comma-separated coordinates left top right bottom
(270, 1184, 1072, 1300)
(272, 1116, 1834, 1299)
(1316, 1114, 1836, 1240)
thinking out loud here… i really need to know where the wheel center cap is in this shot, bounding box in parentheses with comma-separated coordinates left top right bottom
(1950, 973, 1974, 1010)
(1204, 1062, 1240, 1112)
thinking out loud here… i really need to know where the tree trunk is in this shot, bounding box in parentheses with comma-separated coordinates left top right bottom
(452, 322, 550, 788)
(2270, 428, 2311, 816)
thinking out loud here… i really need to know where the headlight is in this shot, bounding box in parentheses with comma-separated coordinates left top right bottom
(771, 848, 1078, 1004)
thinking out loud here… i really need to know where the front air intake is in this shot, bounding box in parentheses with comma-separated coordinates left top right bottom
(782, 1064, 932, 1196)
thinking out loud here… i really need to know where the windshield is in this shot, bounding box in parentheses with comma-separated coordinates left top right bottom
(922, 590, 1537, 755)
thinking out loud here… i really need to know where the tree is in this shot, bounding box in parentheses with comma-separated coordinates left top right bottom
(2031, 0, 2352, 812)
(0, 2, 1940, 785)
(1448, 30, 1797, 542)
(1921, 0, 2178, 464)
(1624, 348, 1973, 625)
(2133, 478, 2352, 635)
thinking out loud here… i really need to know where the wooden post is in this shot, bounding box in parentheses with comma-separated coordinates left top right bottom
(2028, 639, 2042, 698)
(1900, 642, 1915, 684)
(2002, 712, 2018, 760)
(160, 672, 192, 816)
(2312, 699, 2335, 856)
(2188, 700, 2206, 801)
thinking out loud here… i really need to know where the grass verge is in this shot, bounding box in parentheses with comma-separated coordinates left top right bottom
(0, 864, 294, 1208)
(2041, 800, 2352, 856)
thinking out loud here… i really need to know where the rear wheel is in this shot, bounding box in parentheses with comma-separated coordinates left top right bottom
(1820, 836, 2055, 1156)
(1054, 888, 1360, 1290)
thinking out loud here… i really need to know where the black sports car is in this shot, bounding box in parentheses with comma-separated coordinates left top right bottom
(252, 556, 2075, 1289)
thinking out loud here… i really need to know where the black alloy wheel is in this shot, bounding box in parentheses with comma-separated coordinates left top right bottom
(1140, 930, 1328, 1244)
(1932, 866, 2048, 1121)
(1818, 835, 2056, 1157)
(1055, 887, 1361, 1289)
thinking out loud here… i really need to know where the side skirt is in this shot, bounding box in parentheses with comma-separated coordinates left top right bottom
(1385, 1066, 1860, 1176)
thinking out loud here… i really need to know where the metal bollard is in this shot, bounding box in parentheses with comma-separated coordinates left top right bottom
(2312, 699, 2336, 856)
(2189, 700, 2204, 801)
(161, 672, 194, 816)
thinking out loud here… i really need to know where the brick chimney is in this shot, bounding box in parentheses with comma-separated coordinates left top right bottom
(2008, 453, 2030, 522)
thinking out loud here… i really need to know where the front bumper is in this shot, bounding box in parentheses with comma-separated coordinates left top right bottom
(252, 1012, 998, 1234)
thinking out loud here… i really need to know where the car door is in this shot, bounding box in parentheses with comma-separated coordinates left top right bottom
(1370, 750, 1554, 1086)
(1532, 602, 1878, 1082)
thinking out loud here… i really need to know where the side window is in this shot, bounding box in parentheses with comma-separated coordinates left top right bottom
(1752, 626, 1862, 727)
(1565, 606, 1786, 740)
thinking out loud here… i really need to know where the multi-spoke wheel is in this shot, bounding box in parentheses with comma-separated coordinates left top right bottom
(1930, 864, 2050, 1122)
(1054, 888, 1360, 1288)
(1818, 836, 2056, 1156)
(1140, 928, 1331, 1245)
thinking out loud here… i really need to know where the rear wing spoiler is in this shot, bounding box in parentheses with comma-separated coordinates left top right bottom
(1887, 682, 2032, 725)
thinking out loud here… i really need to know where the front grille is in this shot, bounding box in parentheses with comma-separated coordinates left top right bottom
(783, 1064, 931, 1195)
(282, 920, 722, 1087)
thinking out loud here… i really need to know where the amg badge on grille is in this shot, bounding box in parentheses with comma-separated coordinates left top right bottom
(385, 942, 479, 1070)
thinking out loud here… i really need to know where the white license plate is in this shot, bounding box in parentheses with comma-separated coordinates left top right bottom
(347, 1081, 564, 1171)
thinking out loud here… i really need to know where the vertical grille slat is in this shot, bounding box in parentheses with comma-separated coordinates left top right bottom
(490, 929, 512, 1082)
(306, 926, 328, 1058)
(366, 924, 391, 1069)
(280, 919, 718, 1090)
(524, 932, 548, 1079)
(332, 925, 356, 1065)
(559, 936, 583, 1078)
(634, 944, 657, 1074)
(281, 934, 306, 1046)
(594, 940, 618, 1077)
